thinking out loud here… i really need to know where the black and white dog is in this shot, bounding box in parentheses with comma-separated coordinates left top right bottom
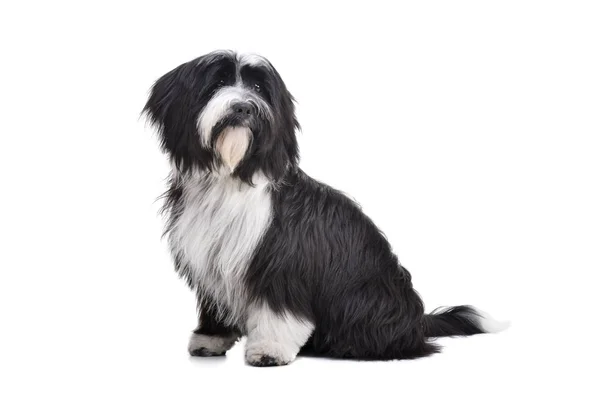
(143, 50, 507, 367)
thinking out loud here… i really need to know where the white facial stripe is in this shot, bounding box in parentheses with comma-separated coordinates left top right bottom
(198, 86, 245, 146)
(239, 53, 269, 68)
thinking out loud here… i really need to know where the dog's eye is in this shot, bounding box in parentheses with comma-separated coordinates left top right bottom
(253, 83, 261, 93)
(217, 79, 225, 87)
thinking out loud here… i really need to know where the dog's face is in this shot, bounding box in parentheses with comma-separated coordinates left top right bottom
(144, 51, 299, 183)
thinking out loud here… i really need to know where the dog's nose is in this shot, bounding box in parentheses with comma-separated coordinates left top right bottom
(232, 102, 253, 116)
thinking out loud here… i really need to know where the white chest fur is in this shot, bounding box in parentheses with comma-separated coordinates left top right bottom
(168, 172, 272, 326)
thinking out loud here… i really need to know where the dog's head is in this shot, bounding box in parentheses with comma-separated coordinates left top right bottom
(143, 50, 299, 183)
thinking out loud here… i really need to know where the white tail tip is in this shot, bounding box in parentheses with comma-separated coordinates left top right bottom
(476, 309, 511, 333)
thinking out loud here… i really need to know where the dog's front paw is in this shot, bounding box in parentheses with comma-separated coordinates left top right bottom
(188, 332, 238, 357)
(245, 341, 294, 367)
(189, 347, 226, 357)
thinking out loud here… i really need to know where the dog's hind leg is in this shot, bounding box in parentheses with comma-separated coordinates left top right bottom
(245, 303, 314, 367)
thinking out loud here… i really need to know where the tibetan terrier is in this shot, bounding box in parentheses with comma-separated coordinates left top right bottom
(143, 50, 507, 367)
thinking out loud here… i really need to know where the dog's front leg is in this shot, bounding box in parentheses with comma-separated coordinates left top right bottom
(188, 299, 240, 357)
(245, 303, 314, 367)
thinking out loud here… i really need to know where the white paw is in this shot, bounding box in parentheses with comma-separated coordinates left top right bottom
(245, 341, 296, 367)
(188, 332, 238, 356)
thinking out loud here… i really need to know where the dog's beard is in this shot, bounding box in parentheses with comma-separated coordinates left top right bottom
(215, 126, 251, 172)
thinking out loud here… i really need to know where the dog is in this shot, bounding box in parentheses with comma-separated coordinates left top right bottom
(143, 50, 507, 367)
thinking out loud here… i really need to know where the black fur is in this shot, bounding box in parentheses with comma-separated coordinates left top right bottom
(189, 348, 225, 357)
(193, 295, 240, 338)
(189, 296, 240, 357)
(245, 170, 486, 360)
(143, 50, 299, 184)
(144, 51, 495, 363)
(423, 306, 485, 337)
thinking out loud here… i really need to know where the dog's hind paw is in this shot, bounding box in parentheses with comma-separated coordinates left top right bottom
(245, 352, 289, 367)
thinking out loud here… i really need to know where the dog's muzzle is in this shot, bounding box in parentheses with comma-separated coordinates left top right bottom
(231, 102, 254, 119)
(215, 125, 251, 173)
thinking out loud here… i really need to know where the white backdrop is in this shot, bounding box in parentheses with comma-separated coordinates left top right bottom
(1, 1, 599, 399)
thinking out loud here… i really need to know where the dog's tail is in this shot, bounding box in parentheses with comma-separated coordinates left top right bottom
(422, 305, 509, 337)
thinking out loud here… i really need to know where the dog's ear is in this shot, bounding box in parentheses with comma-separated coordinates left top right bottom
(266, 65, 300, 173)
(143, 62, 190, 128)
